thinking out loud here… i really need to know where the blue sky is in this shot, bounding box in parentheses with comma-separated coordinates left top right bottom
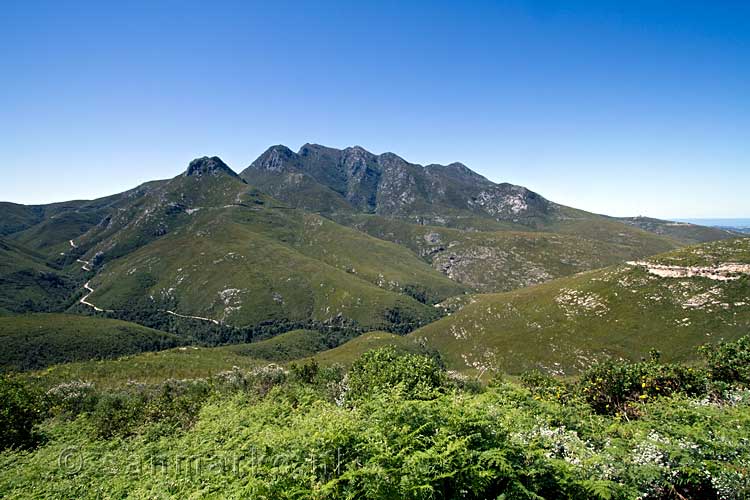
(1, 0, 748, 217)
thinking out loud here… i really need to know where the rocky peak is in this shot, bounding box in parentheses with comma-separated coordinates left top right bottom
(251, 145, 299, 173)
(184, 156, 238, 178)
(376, 152, 409, 169)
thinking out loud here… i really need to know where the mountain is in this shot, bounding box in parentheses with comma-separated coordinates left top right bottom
(242, 144, 709, 292)
(5, 157, 465, 336)
(0, 144, 739, 343)
(242, 143, 555, 224)
(410, 237, 750, 375)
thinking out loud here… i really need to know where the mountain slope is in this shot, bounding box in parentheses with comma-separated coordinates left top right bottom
(1, 146, 738, 345)
(0, 238, 75, 314)
(340, 214, 679, 292)
(240, 143, 720, 293)
(55, 157, 464, 333)
(411, 237, 750, 376)
(0, 313, 180, 371)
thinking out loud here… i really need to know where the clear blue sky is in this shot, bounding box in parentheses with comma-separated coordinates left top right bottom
(1, 0, 748, 218)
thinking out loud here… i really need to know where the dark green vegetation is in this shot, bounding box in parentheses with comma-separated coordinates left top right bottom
(413, 237, 750, 375)
(0, 314, 181, 371)
(2, 337, 749, 499)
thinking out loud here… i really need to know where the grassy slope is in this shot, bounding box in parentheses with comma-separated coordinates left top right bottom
(224, 329, 334, 362)
(22, 328, 332, 388)
(0, 202, 44, 237)
(20, 328, 420, 387)
(412, 237, 750, 376)
(25, 346, 265, 388)
(312, 331, 428, 366)
(0, 238, 75, 314)
(30, 168, 462, 332)
(88, 212, 443, 331)
(0, 313, 181, 371)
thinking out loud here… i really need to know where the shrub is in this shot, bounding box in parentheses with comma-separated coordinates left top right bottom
(346, 346, 446, 400)
(0, 375, 42, 449)
(45, 380, 98, 417)
(251, 364, 288, 396)
(520, 369, 570, 402)
(289, 359, 319, 384)
(89, 392, 145, 438)
(577, 358, 707, 417)
(699, 335, 750, 384)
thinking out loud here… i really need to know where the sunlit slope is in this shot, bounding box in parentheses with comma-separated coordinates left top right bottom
(23, 157, 465, 332)
(86, 222, 438, 330)
(312, 331, 429, 366)
(25, 345, 265, 388)
(412, 237, 750, 375)
(340, 213, 680, 292)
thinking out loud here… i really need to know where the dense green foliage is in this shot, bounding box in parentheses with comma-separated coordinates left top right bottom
(0, 375, 42, 450)
(1, 338, 749, 498)
(346, 346, 446, 400)
(699, 335, 750, 384)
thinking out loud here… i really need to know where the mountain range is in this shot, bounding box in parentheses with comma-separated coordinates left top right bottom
(0, 143, 745, 374)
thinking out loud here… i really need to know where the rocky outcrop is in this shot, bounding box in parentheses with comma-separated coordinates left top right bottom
(184, 156, 238, 178)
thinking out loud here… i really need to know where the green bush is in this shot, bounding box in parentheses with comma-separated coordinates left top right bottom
(699, 335, 750, 384)
(577, 358, 707, 417)
(89, 392, 145, 438)
(346, 346, 446, 400)
(290, 358, 320, 384)
(520, 369, 570, 402)
(0, 375, 42, 450)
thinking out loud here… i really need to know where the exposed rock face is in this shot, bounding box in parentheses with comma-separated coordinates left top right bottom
(241, 143, 553, 222)
(185, 156, 238, 178)
(627, 261, 750, 281)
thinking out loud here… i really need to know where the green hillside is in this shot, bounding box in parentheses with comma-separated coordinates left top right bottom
(0, 149, 737, 349)
(22, 328, 334, 388)
(413, 237, 750, 376)
(0, 313, 181, 371)
(0, 238, 75, 314)
(312, 330, 429, 365)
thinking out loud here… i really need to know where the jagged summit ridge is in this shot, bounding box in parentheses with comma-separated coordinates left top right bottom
(185, 156, 238, 178)
(242, 143, 551, 221)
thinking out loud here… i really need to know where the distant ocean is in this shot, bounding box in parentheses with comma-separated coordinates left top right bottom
(675, 218, 750, 229)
